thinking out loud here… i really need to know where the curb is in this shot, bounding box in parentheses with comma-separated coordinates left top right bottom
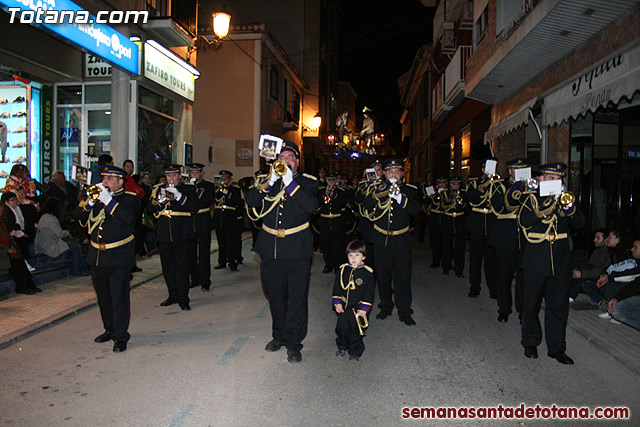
(0, 236, 252, 350)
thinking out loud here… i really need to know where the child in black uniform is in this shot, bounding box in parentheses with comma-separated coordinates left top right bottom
(332, 240, 375, 360)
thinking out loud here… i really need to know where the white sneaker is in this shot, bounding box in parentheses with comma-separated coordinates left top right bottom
(25, 261, 36, 272)
(598, 312, 611, 319)
(610, 318, 622, 324)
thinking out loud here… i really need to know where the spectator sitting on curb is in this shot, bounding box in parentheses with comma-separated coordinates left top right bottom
(608, 276, 640, 331)
(583, 239, 640, 312)
(568, 229, 610, 301)
(35, 197, 90, 276)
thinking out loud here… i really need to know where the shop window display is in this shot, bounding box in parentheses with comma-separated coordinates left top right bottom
(0, 86, 30, 188)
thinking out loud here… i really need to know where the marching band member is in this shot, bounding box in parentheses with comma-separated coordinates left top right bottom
(316, 171, 351, 273)
(148, 164, 198, 310)
(213, 170, 243, 271)
(514, 162, 584, 364)
(426, 177, 448, 269)
(440, 176, 467, 278)
(76, 165, 140, 353)
(245, 140, 319, 363)
(363, 159, 419, 325)
(466, 161, 498, 298)
(488, 158, 528, 322)
(187, 163, 215, 290)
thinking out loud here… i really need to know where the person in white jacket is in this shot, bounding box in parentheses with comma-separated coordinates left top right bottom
(36, 197, 89, 276)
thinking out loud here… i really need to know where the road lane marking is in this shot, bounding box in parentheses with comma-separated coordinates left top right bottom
(217, 337, 248, 366)
(166, 403, 197, 427)
(255, 303, 269, 318)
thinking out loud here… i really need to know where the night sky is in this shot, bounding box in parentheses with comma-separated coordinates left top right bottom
(338, 0, 433, 144)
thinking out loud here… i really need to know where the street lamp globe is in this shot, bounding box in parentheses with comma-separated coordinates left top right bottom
(312, 113, 322, 129)
(212, 12, 231, 39)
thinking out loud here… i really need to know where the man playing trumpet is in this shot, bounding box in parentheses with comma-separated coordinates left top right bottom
(512, 162, 584, 364)
(245, 140, 319, 363)
(363, 159, 419, 325)
(76, 165, 140, 353)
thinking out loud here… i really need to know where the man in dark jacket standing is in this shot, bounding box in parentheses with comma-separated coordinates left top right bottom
(213, 170, 244, 271)
(187, 163, 215, 290)
(245, 140, 318, 363)
(363, 159, 420, 325)
(147, 165, 198, 310)
(76, 165, 140, 352)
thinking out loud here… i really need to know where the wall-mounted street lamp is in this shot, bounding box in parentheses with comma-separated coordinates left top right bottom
(188, 5, 231, 58)
(303, 112, 322, 135)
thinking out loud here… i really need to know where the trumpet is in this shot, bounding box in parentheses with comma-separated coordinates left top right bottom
(526, 178, 539, 191)
(85, 184, 101, 200)
(157, 184, 176, 204)
(389, 182, 401, 196)
(353, 308, 369, 336)
(558, 191, 575, 209)
(272, 160, 287, 176)
(218, 183, 228, 193)
(451, 189, 463, 205)
(490, 173, 501, 182)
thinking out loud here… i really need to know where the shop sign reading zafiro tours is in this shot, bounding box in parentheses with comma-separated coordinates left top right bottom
(143, 42, 196, 102)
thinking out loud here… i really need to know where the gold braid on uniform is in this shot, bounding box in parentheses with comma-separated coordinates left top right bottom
(79, 207, 106, 235)
(339, 264, 356, 307)
(246, 177, 287, 221)
(359, 181, 393, 221)
(518, 194, 559, 244)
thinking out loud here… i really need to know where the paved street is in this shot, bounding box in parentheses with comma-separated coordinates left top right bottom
(1, 238, 639, 426)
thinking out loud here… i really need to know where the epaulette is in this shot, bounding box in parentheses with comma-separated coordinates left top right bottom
(125, 191, 138, 196)
(405, 183, 418, 190)
(182, 181, 195, 186)
(303, 173, 317, 181)
(362, 265, 374, 273)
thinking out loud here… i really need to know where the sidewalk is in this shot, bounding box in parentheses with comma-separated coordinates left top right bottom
(0, 232, 250, 350)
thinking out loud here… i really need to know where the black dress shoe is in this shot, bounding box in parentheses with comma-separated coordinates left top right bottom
(524, 346, 538, 359)
(201, 285, 210, 291)
(94, 331, 112, 343)
(349, 355, 360, 361)
(455, 273, 464, 278)
(189, 283, 199, 288)
(376, 310, 391, 319)
(28, 285, 42, 293)
(15, 286, 35, 295)
(229, 265, 238, 271)
(468, 290, 479, 298)
(113, 341, 127, 352)
(322, 267, 332, 273)
(265, 339, 284, 352)
(180, 303, 191, 311)
(238, 257, 244, 265)
(430, 262, 439, 268)
(131, 266, 142, 273)
(548, 351, 574, 365)
(287, 349, 302, 363)
(214, 264, 226, 270)
(498, 313, 509, 322)
(160, 298, 176, 306)
(400, 315, 416, 326)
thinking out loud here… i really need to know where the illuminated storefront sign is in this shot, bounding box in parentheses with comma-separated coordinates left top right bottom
(0, 0, 139, 74)
(143, 41, 198, 102)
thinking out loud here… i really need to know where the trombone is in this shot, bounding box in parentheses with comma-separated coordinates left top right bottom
(353, 308, 368, 336)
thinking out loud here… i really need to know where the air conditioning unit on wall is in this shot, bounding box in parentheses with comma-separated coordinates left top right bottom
(440, 29, 456, 54)
(459, 2, 474, 30)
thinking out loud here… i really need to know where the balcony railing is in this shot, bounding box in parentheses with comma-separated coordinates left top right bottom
(496, 0, 541, 40)
(143, 0, 197, 36)
(444, 45, 472, 101)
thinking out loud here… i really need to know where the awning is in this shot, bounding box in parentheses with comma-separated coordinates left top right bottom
(545, 43, 640, 126)
(483, 97, 536, 144)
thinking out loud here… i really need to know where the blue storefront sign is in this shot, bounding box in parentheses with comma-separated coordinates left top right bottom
(0, 0, 139, 75)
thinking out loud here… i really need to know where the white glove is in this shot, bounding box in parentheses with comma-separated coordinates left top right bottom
(388, 178, 397, 184)
(222, 188, 229, 195)
(165, 186, 182, 200)
(87, 199, 96, 207)
(268, 169, 280, 186)
(390, 192, 402, 204)
(98, 186, 113, 206)
(282, 166, 293, 186)
(189, 177, 196, 184)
